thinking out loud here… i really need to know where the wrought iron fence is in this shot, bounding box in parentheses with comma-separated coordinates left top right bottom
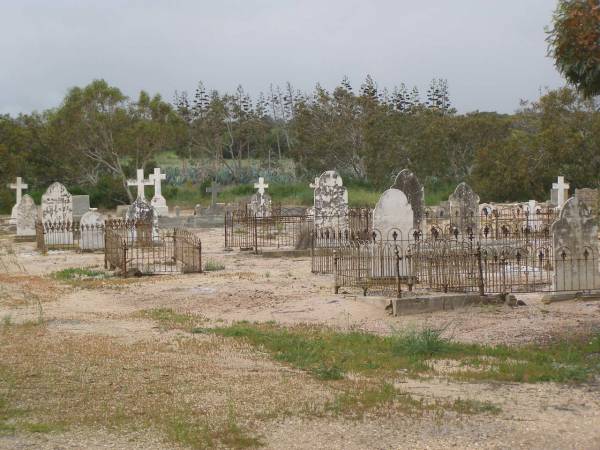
(333, 238, 600, 297)
(104, 222, 202, 276)
(35, 220, 106, 253)
(225, 207, 372, 252)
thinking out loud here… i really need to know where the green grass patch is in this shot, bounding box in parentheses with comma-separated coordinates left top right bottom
(204, 260, 225, 272)
(191, 322, 600, 384)
(51, 268, 110, 281)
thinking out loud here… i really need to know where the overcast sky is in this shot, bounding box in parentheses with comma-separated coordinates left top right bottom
(1, 0, 564, 115)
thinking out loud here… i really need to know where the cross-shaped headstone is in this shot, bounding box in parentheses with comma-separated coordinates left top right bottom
(8, 177, 28, 205)
(127, 169, 153, 200)
(253, 177, 269, 195)
(206, 180, 222, 207)
(149, 167, 166, 199)
(552, 176, 570, 207)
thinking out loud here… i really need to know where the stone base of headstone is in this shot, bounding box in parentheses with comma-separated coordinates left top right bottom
(154, 205, 169, 217)
(116, 205, 130, 217)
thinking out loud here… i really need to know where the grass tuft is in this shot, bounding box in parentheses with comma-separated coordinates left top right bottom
(204, 260, 225, 272)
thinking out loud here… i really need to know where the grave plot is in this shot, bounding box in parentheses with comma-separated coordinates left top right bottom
(105, 221, 202, 275)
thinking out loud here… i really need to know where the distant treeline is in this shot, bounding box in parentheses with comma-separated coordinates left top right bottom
(1, 76, 599, 212)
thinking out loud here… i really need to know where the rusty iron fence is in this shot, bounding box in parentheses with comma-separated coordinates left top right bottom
(225, 207, 371, 252)
(333, 237, 599, 297)
(35, 221, 106, 253)
(104, 222, 202, 276)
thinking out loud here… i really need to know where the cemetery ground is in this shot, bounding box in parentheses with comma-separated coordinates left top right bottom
(1, 229, 600, 449)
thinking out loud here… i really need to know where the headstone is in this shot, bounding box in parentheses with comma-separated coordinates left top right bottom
(174, 206, 181, 217)
(551, 176, 570, 208)
(373, 189, 414, 242)
(391, 169, 424, 229)
(127, 169, 153, 200)
(310, 171, 348, 229)
(8, 177, 28, 224)
(525, 200, 540, 230)
(551, 197, 600, 291)
(126, 198, 158, 243)
(116, 205, 130, 218)
(448, 182, 480, 235)
(149, 167, 168, 216)
(72, 195, 91, 221)
(575, 188, 599, 215)
(41, 182, 74, 245)
(79, 210, 105, 250)
(15, 194, 37, 238)
(372, 189, 414, 277)
(249, 177, 272, 217)
(206, 181, 223, 208)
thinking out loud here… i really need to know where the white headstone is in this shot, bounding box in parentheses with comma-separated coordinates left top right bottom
(8, 177, 28, 224)
(79, 210, 105, 250)
(41, 182, 74, 245)
(372, 189, 414, 277)
(373, 189, 414, 242)
(254, 177, 269, 195)
(15, 194, 37, 237)
(551, 176, 570, 208)
(149, 167, 168, 216)
(127, 169, 153, 200)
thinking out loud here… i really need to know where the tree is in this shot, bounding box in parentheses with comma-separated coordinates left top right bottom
(547, 0, 600, 98)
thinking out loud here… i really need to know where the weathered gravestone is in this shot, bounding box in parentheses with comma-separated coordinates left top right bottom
(80, 210, 105, 251)
(72, 195, 91, 221)
(575, 188, 599, 216)
(391, 169, 424, 229)
(41, 182, 74, 245)
(551, 197, 600, 291)
(249, 177, 272, 218)
(15, 194, 37, 238)
(310, 171, 348, 229)
(551, 176, 570, 208)
(149, 167, 169, 217)
(8, 177, 28, 224)
(372, 189, 414, 277)
(448, 182, 480, 235)
(126, 198, 158, 244)
(373, 189, 414, 242)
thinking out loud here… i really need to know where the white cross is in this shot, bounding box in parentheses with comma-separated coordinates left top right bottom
(552, 176, 570, 207)
(8, 177, 28, 205)
(127, 169, 153, 200)
(254, 177, 269, 195)
(149, 167, 166, 198)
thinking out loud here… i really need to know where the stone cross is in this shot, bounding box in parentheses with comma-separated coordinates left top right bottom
(254, 177, 269, 195)
(149, 167, 166, 198)
(206, 180, 223, 207)
(127, 169, 153, 200)
(552, 176, 570, 207)
(8, 177, 28, 205)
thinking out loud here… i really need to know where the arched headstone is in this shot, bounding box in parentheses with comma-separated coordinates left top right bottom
(80, 210, 105, 250)
(373, 189, 414, 242)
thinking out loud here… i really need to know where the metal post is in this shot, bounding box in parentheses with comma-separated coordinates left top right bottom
(253, 213, 258, 254)
(395, 244, 402, 299)
(476, 244, 485, 296)
(334, 249, 339, 294)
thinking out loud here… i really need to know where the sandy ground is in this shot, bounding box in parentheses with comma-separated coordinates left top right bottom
(1, 227, 600, 449)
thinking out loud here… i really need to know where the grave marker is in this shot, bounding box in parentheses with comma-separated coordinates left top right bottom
(206, 180, 223, 207)
(448, 182, 480, 235)
(311, 170, 348, 229)
(127, 169, 153, 200)
(391, 169, 424, 229)
(551, 197, 600, 291)
(249, 177, 272, 217)
(551, 176, 570, 208)
(80, 210, 105, 250)
(149, 167, 169, 216)
(41, 182, 74, 245)
(15, 194, 36, 238)
(8, 177, 28, 223)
